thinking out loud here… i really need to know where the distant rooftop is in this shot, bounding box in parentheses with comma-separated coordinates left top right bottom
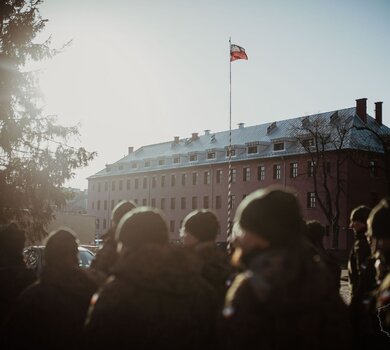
(88, 104, 389, 180)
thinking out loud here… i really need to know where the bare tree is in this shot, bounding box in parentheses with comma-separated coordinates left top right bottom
(291, 112, 352, 248)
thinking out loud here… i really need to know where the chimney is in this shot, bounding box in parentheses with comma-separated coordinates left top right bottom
(128, 146, 134, 154)
(375, 101, 383, 125)
(204, 129, 210, 135)
(238, 122, 245, 129)
(192, 132, 199, 140)
(174, 136, 180, 144)
(356, 98, 367, 123)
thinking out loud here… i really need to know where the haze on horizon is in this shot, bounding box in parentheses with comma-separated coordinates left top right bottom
(37, 0, 390, 190)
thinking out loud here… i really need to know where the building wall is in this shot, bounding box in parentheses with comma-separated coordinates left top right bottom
(46, 212, 96, 244)
(87, 150, 387, 251)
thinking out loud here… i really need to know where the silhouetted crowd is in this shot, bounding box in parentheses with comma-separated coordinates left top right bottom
(1, 185, 389, 349)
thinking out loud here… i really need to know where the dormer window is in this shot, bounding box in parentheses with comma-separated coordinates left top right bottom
(173, 157, 180, 164)
(207, 152, 216, 160)
(131, 163, 137, 169)
(247, 146, 258, 154)
(273, 142, 284, 151)
(189, 154, 197, 162)
(302, 138, 314, 148)
(226, 149, 236, 157)
(118, 165, 123, 171)
(144, 161, 150, 167)
(158, 159, 165, 166)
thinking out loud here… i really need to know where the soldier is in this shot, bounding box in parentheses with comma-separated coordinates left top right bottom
(85, 207, 218, 349)
(220, 186, 351, 349)
(367, 197, 390, 343)
(2, 228, 97, 349)
(181, 210, 232, 306)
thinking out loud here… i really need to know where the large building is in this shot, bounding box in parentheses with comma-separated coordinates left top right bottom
(87, 98, 389, 252)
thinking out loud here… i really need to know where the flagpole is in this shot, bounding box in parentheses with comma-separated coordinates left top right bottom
(227, 37, 232, 253)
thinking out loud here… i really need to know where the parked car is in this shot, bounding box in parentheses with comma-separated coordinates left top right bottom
(23, 245, 95, 277)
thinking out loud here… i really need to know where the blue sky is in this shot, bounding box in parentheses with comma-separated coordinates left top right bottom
(37, 0, 390, 189)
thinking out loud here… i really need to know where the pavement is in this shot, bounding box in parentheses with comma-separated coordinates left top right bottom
(340, 269, 351, 305)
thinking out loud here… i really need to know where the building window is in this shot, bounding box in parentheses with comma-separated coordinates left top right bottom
(92, 183, 95, 192)
(247, 146, 258, 154)
(132, 162, 137, 169)
(170, 220, 175, 233)
(273, 164, 281, 180)
(227, 149, 236, 157)
(97, 200, 101, 210)
(192, 172, 198, 185)
(216, 195, 222, 209)
(181, 173, 187, 186)
(104, 200, 107, 210)
(181, 197, 186, 210)
(326, 161, 331, 174)
(171, 174, 176, 187)
(105, 182, 108, 191)
(290, 162, 298, 178)
(112, 181, 116, 191)
(96, 219, 100, 229)
(229, 195, 236, 209)
(170, 198, 176, 210)
(144, 161, 150, 167)
(273, 142, 284, 151)
(307, 161, 316, 177)
(204, 171, 210, 185)
(203, 196, 209, 209)
(370, 160, 378, 177)
(126, 179, 130, 190)
(189, 154, 197, 162)
(134, 178, 139, 189)
(151, 198, 156, 207)
(103, 219, 106, 230)
(118, 165, 123, 171)
(302, 138, 314, 148)
(161, 198, 166, 210)
(307, 192, 316, 208)
(192, 196, 197, 209)
(118, 180, 122, 191)
(111, 200, 114, 210)
(230, 168, 237, 183)
(98, 182, 101, 192)
(243, 167, 251, 182)
(158, 159, 165, 166)
(258, 165, 265, 181)
(173, 157, 180, 164)
(216, 170, 223, 184)
(133, 199, 138, 204)
(207, 152, 216, 160)
(142, 198, 147, 206)
(152, 176, 157, 188)
(143, 177, 148, 189)
(161, 175, 166, 187)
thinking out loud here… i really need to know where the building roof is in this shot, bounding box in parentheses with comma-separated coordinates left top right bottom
(88, 106, 389, 180)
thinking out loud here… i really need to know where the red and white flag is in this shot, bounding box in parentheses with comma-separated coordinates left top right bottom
(230, 44, 248, 62)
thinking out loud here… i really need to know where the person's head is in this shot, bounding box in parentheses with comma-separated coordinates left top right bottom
(111, 200, 137, 228)
(101, 200, 137, 243)
(45, 228, 79, 269)
(367, 197, 390, 280)
(0, 223, 25, 265)
(180, 210, 220, 246)
(349, 205, 370, 235)
(115, 207, 168, 254)
(304, 220, 326, 249)
(232, 186, 303, 264)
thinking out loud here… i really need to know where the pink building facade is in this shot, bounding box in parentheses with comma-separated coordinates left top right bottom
(88, 99, 389, 252)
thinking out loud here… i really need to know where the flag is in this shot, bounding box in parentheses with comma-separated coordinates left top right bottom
(230, 44, 248, 62)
